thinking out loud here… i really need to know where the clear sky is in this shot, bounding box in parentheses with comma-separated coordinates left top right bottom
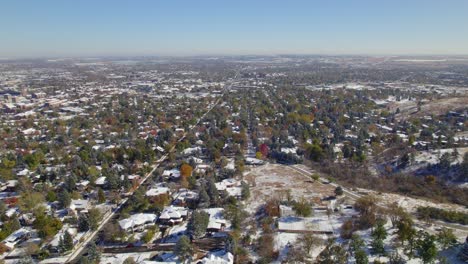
(1, 0, 468, 57)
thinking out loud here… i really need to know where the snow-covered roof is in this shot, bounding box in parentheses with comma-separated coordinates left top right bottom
(159, 206, 188, 220)
(199, 250, 234, 264)
(70, 199, 89, 210)
(173, 189, 198, 201)
(146, 187, 170, 197)
(162, 169, 181, 178)
(95, 176, 106, 185)
(202, 208, 229, 231)
(118, 213, 157, 230)
(3, 228, 30, 249)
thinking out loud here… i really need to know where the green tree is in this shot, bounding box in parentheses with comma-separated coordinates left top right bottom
(46, 190, 57, 202)
(63, 231, 74, 251)
(78, 214, 90, 232)
(349, 234, 365, 256)
(188, 211, 210, 239)
(33, 209, 63, 239)
(87, 242, 101, 264)
(198, 186, 210, 208)
(292, 198, 312, 217)
(355, 249, 368, 264)
(206, 178, 219, 206)
(396, 217, 417, 258)
(88, 208, 102, 231)
(436, 228, 457, 249)
(241, 181, 250, 200)
(19, 191, 45, 213)
(305, 143, 324, 162)
(334, 186, 344, 196)
(417, 232, 437, 264)
(174, 235, 193, 263)
(97, 188, 106, 204)
(58, 189, 71, 208)
(372, 220, 387, 241)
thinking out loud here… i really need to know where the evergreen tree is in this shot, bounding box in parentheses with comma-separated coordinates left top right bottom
(198, 186, 210, 208)
(58, 189, 71, 208)
(63, 231, 74, 251)
(188, 210, 210, 239)
(87, 242, 101, 264)
(355, 249, 368, 264)
(241, 181, 250, 200)
(97, 188, 106, 204)
(436, 228, 456, 249)
(206, 178, 219, 206)
(349, 234, 365, 256)
(417, 232, 437, 264)
(174, 235, 193, 263)
(78, 214, 90, 232)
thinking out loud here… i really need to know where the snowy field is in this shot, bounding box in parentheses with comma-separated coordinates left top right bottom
(243, 163, 335, 214)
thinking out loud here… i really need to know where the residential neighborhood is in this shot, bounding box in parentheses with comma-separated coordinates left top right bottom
(0, 55, 467, 264)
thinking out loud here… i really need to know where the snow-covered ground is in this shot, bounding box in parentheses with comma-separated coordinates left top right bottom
(243, 163, 334, 214)
(162, 222, 188, 243)
(414, 147, 468, 166)
(100, 252, 155, 264)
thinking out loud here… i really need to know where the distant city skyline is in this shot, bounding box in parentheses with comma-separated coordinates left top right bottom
(1, 0, 468, 57)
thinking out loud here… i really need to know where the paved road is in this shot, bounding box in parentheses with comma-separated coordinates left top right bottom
(65, 72, 240, 263)
(287, 164, 468, 233)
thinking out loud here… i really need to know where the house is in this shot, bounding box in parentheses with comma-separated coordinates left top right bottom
(197, 250, 234, 264)
(195, 164, 211, 174)
(2, 228, 31, 250)
(48, 225, 77, 253)
(94, 176, 106, 186)
(118, 213, 157, 232)
(201, 208, 228, 233)
(172, 189, 198, 207)
(215, 179, 242, 198)
(162, 169, 181, 180)
(69, 199, 90, 215)
(76, 180, 90, 191)
(158, 206, 188, 226)
(146, 186, 170, 198)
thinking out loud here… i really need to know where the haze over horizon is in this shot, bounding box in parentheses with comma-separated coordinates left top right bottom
(1, 0, 468, 57)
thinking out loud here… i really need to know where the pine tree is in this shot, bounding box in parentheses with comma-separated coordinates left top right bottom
(198, 186, 210, 208)
(63, 231, 74, 251)
(417, 232, 437, 264)
(97, 188, 106, 204)
(355, 249, 368, 264)
(188, 211, 209, 238)
(58, 189, 71, 208)
(78, 214, 90, 232)
(241, 181, 250, 200)
(87, 242, 101, 264)
(174, 235, 193, 263)
(206, 178, 219, 206)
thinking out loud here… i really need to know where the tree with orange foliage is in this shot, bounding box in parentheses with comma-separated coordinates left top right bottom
(180, 164, 193, 178)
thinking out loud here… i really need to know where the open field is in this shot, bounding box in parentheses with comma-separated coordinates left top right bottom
(394, 96, 468, 120)
(243, 163, 336, 214)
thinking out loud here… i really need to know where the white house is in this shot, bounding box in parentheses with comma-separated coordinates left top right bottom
(118, 213, 157, 232)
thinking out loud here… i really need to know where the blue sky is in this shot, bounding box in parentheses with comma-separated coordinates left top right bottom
(1, 0, 468, 57)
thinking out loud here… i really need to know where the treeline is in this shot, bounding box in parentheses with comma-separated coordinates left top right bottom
(416, 206, 468, 225)
(318, 160, 468, 207)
